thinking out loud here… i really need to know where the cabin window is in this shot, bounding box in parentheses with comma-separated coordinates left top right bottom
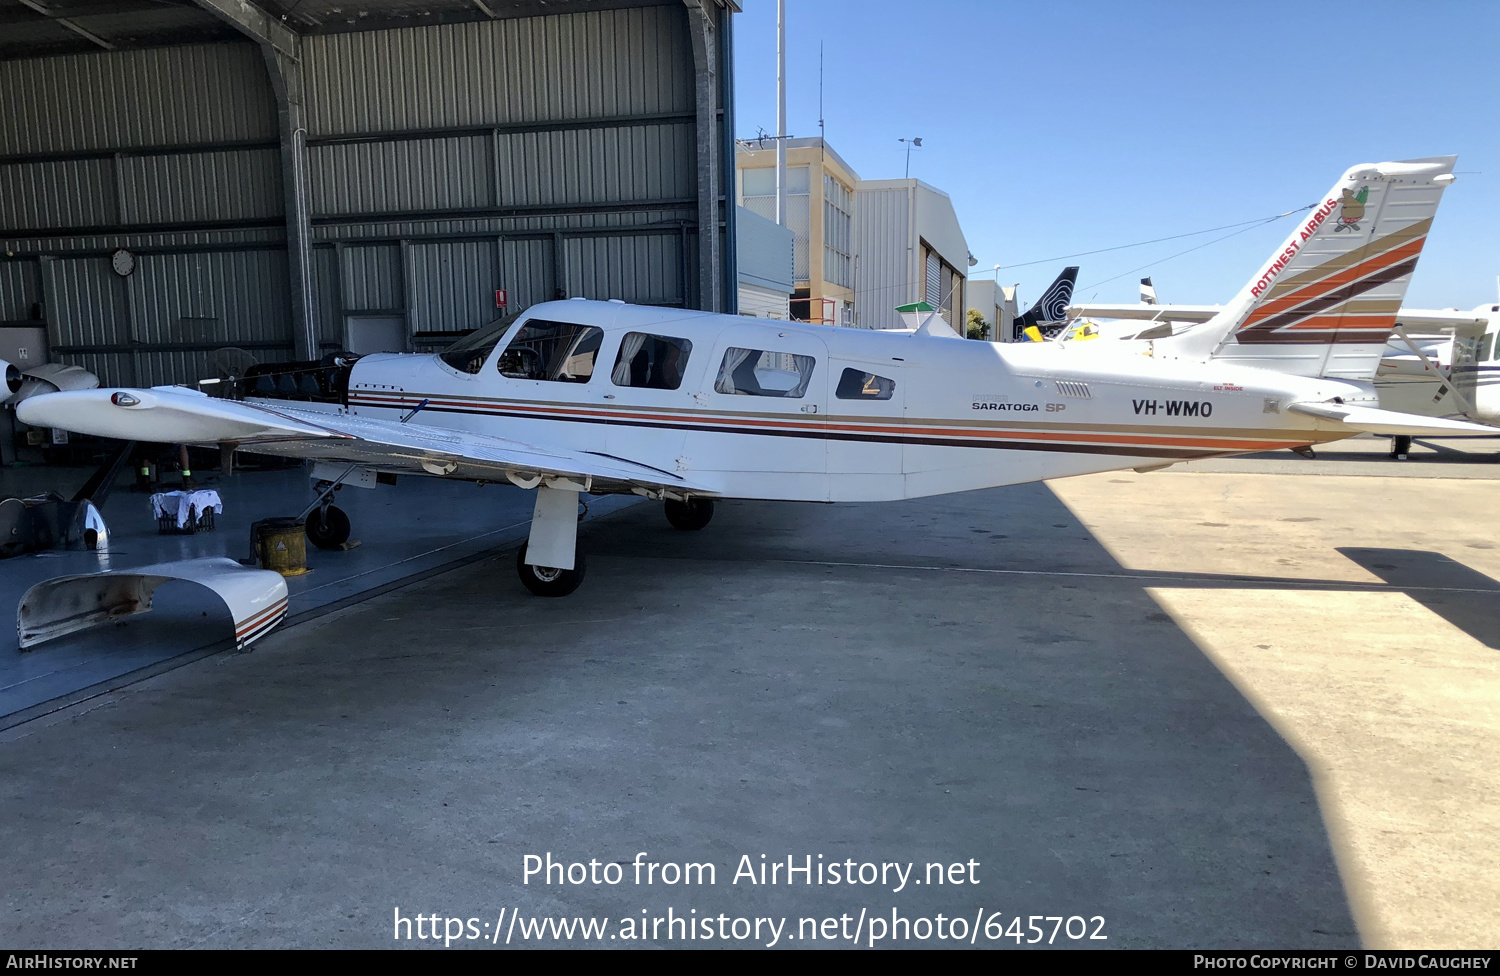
(714, 347, 816, 398)
(1482, 333, 1496, 362)
(438, 314, 517, 374)
(497, 319, 604, 383)
(835, 368, 895, 400)
(610, 333, 693, 390)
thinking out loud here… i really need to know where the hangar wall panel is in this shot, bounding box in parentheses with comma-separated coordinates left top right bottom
(0, 159, 116, 231)
(341, 245, 404, 312)
(562, 234, 682, 306)
(126, 251, 291, 347)
(0, 43, 276, 154)
(494, 123, 696, 208)
(310, 136, 493, 217)
(43, 257, 126, 349)
(301, 6, 693, 135)
(408, 240, 501, 334)
(313, 247, 343, 349)
(121, 149, 284, 225)
(501, 237, 555, 312)
(0, 261, 39, 322)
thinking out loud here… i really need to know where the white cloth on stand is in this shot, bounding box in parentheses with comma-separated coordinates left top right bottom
(150, 489, 224, 528)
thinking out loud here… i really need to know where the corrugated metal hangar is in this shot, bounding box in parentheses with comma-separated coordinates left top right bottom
(0, 0, 737, 389)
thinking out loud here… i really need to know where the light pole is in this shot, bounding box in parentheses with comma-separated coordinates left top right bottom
(899, 136, 922, 178)
(775, 0, 786, 227)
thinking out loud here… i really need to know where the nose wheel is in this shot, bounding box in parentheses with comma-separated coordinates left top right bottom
(664, 497, 714, 531)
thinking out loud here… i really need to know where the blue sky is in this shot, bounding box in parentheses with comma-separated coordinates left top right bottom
(731, 1, 1500, 311)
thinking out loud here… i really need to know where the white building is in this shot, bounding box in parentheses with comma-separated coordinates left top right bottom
(965, 278, 1018, 341)
(852, 180, 971, 332)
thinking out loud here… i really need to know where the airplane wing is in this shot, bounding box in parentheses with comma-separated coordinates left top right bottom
(1067, 304, 1491, 336)
(1287, 401, 1496, 436)
(16, 387, 709, 493)
(1065, 303, 1222, 323)
(1389, 310, 1490, 336)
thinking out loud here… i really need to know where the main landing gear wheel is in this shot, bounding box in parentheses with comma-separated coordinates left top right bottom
(306, 505, 351, 549)
(664, 497, 714, 531)
(516, 544, 586, 597)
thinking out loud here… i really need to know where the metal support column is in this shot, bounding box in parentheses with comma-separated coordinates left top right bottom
(192, 0, 317, 362)
(264, 48, 318, 362)
(684, 0, 723, 313)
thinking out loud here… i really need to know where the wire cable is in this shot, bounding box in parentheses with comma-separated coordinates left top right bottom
(984, 204, 1316, 274)
(1078, 212, 1300, 291)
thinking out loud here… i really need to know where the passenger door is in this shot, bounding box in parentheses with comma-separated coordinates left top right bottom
(691, 325, 828, 501)
(826, 361, 904, 501)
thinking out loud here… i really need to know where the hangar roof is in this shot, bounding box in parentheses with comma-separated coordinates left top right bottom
(0, 0, 738, 62)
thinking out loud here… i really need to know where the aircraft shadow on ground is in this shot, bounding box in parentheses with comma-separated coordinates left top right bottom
(580, 486, 1362, 946)
(1337, 546, 1500, 648)
(0, 485, 1365, 949)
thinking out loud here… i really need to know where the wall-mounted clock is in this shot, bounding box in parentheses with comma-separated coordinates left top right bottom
(110, 248, 135, 277)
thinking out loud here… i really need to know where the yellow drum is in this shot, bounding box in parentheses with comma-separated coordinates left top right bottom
(250, 517, 311, 577)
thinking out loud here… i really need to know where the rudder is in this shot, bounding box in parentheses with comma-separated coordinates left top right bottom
(1175, 157, 1455, 379)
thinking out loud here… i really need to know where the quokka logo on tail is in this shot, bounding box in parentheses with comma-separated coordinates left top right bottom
(1334, 186, 1369, 232)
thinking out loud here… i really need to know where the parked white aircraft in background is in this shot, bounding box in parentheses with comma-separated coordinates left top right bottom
(16, 156, 1490, 596)
(1067, 283, 1500, 427)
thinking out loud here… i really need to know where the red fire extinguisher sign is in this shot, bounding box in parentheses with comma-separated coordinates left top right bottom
(495, 289, 508, 308)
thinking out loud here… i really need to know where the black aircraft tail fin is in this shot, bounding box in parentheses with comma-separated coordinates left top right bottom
(1013, 266, 1079, 339)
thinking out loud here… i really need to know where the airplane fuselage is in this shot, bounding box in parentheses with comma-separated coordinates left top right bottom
(331, 300, 1365, 502)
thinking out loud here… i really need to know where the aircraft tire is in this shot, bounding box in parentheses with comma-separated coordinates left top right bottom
(664, 497, 714, 531)
(516, 544, 586, 597)
(306, 505, 351, 549)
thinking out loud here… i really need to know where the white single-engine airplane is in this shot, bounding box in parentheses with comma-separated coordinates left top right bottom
(17, 156, 1491, 597)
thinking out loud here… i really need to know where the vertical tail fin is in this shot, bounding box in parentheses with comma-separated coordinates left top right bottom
(1013, 266, 1079, 339)
(1171, 157, 1455, 379)
(1139, 277, 1158, 305)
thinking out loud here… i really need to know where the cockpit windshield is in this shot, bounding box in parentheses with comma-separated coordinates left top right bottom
(439, 313, 521, 374)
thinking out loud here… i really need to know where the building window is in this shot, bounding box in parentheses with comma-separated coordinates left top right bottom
(610, 333, 692, 390)
(823, 174, 853, 289)
(497, 319, 603, 382)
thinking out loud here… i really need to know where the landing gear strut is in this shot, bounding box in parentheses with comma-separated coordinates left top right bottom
(664, 497, 714, 531)
(516, 483, 586, 596)
(301, 475, 352, 550)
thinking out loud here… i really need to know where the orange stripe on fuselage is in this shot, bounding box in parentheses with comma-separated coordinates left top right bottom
(346, 393, 1308, 453)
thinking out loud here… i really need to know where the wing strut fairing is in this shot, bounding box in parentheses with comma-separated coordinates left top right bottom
(18, 557, 289, 651)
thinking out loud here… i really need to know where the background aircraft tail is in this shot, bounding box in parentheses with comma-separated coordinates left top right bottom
(1169, 157, 1456, 380)
(1012, 266, 1078, 340)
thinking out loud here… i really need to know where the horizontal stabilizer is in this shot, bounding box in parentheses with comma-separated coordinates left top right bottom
(1288, 402, 1497, 436)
